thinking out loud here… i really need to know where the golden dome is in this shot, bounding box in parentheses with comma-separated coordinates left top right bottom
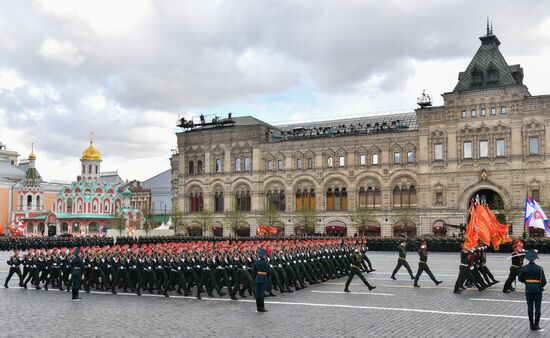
(81, 140, 102, 161)
(28, 143, 36, 161)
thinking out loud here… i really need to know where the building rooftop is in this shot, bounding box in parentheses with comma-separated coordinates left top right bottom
(452, 28, 525, 93)
(0, 157, 25, 182)
(270, 112, 417, 142)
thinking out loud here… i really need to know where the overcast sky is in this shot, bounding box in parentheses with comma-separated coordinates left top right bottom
(1, 0, 550, 182)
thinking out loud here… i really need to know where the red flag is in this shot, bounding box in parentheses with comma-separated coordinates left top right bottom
(464, 204, 511, 250)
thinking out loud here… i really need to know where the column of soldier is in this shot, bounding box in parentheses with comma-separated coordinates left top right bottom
(3, 239, 376, 299)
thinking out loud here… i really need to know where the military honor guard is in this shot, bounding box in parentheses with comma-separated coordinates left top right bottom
(413, 241, 442, 288)
(4, 249, 23, 288)
(518, 250, 546, 331)
(70, 247, 83, 301)
(503, 240, 525, 293)
(344, 247, 376, 293)
(254, 248, 270, 312)
(391, 240, 414, 280)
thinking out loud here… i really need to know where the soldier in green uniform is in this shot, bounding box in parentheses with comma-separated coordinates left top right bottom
(413, 241, 442, 287)
(518, 250, 546, 331)
(391, 240, 414, 280)
(504, 240, 525, 293)
(4, 249, 23, 288)
(254, 248, 270, 312)
(344, 248, 376, 293)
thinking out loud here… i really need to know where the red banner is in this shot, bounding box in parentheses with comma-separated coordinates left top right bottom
(464, 204, 511, 250)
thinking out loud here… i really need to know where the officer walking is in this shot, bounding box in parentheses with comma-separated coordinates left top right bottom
(391, 240, 415, 280)
(344, 248, 376, 292)
(518, 250, 546, 331)
(70, 247, 83, 301)
(413, 241, 442, 287)
(254, 248, 270, 312)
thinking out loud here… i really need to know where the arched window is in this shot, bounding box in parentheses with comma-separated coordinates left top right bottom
(267, 190, 286, 211)
(188, 161, 195, 175)
(19, 195, 23, 209)
(401, 187, 410, 207)
(93, 200, 98, 212)
(189, 192, 203, 212)
(296, 188, 315, 211)
(358, 187, 366, 208)
(409, 185, 417, 206)
(334, 188, 341, 211)
(235, 188, 251, 212)
(197, 160, 203, 174)
(95, 166, 98, 174)
(214, 192, 224, 212)
(295, 190, 303, 211)
(309, 189, 316, 210)
(36, 195, 41, 209)
(105, 202, 110, 213)
(326, 188, 334, 211)
(67, 198, 73, 213)
(341, 188, 348, 210)
(88, 165, 92, 174)
(374, 187, 381, 207)
(27, 195, 32, 208)
(393, 186, 401, 207)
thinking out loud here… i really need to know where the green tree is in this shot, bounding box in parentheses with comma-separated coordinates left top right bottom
(142, 208, 154, 235)
(351, 206, 377, 234)
(392, 207, 419, 237)
(294, 209, 317, 236)
(225, 209, 246, 237)
(115, 211, 127, 236)
(192, 208, 214, 235)
(258, 205, 284, 237)
(171, 207, 188, 235)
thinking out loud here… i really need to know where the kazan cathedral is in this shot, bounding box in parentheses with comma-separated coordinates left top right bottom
(16, 138, 143, 236)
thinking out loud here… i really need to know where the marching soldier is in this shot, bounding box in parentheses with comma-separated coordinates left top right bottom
(413, 241, 442, 287)
(453, 245, 485, 294)
(391, 240, 415, 280)
(504, 240, 525, 293)
(518, 250, 546, 331)
(4, 249, 23, 288)
(344, 248, 376, 293)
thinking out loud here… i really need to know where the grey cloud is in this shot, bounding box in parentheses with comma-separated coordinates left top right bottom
(0, 0, 549, 164)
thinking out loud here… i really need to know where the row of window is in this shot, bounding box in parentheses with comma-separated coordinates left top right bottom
(189, 157, 251, 175)
(190, 135, 540, 174)
(81, 164, 100, 175)
(461, 106, 506, 119)
(188, 186, 417, 213)
(60, 198, 116, 213)
(19, 195, 41, 209)
(460, 137, 539, 159)
(190, 152, 392, 176)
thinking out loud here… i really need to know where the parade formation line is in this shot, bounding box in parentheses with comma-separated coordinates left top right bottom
(310, 290, 395, 296)
(470, 298, 550, 304)
(3, 287, 548, 322)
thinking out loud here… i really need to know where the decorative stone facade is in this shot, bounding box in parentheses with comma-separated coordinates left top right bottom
(171, 30, 550, 237)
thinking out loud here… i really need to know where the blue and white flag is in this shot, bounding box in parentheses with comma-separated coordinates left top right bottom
(524, 194, 550, 236)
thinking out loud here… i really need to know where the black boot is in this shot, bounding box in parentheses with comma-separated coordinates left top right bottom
(529, 312, 535, 330)
(535, 313, 542, 330)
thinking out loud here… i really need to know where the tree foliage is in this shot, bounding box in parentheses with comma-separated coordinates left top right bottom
(192, 208, 214, 234)
(351, 206, 377, 229)
(294, 209, 317, 234)
(225, 209, 246, 235)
